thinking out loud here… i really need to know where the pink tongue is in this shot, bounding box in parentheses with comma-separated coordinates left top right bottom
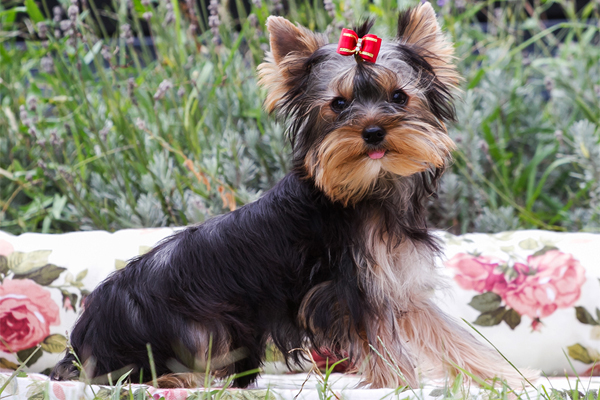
(368, 150, 386, 160)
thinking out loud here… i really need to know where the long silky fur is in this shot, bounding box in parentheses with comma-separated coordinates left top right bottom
(51, 2, 535, 390)
(51, 170, 440, 388)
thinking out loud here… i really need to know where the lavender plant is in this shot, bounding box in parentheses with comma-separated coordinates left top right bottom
(0, 0, 598, 234)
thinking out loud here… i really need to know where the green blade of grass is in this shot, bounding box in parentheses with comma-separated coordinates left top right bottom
(0, 346, 41, 397)
(25, 0, 45, 23)
(463, 319, 536, 388)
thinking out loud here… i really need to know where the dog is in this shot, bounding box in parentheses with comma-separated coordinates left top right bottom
(51, 3, 532, 389)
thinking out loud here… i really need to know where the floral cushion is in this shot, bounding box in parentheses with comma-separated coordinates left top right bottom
(437, 230, 599, 376)
(0, 228, 178, 374)
(0, 229, 598, 377)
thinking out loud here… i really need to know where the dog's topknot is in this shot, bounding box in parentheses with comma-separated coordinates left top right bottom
(352, 18, 375, 38)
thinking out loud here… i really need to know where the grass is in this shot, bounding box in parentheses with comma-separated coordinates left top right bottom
(0, 0, 598, 235)
(1, 343, 599, 400)
(0, 340, 596, 400)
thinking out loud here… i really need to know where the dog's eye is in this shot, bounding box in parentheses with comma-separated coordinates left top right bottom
(330, 97, 350, 113)
(391, 89, 408, 106)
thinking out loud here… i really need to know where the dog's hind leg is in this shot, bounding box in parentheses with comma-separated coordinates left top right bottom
(230, 335, 266, 388)
(397, 298, 538, 389)
(49, 352, 80, 381)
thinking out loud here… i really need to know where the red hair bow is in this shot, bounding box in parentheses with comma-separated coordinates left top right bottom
(336, 28, 382, 63)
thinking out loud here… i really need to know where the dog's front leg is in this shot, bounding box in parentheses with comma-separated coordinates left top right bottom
(397, 298, 537, 389)
(357, 311, 419, 389)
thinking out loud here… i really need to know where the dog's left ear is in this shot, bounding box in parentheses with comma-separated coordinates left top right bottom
(258, 16, 327, 113)
(396, 2, 459, 87)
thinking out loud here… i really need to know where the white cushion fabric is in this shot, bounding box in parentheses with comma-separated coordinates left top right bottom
(1, 229, 598, 376)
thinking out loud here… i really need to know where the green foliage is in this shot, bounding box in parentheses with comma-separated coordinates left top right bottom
(432, 1, 600, 233)
(0, 0, 598, 234)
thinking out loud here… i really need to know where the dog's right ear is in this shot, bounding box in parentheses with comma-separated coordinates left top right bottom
(266, 16, 323, 65)
(258, 16, 326, 113)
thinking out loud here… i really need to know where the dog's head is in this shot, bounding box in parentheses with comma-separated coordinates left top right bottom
(258, 3, 459, 206)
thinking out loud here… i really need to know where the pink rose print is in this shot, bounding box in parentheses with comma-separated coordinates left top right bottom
(152, 390, 189, 400)
(63, 296, 74, 311)
(52, 383, 66, 400)
(446, 249, 586, 330)
(504, 250, 586, 319)
(531, 318, 542, 332)
(0, 239, 14, 257)
(0, 279, 60, 352)
(446, 253, 508, 295)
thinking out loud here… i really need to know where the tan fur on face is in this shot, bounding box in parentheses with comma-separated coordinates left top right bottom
(257, 16, 327, 113)
(305, 114, 455, 206)
(305, 126, 383, 206)
(397, 2, 460, 88)
(382, 120, 456, 176)
(301, 48, 456, 206)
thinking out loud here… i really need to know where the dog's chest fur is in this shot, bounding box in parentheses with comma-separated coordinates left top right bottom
(356, 221, 438, 312)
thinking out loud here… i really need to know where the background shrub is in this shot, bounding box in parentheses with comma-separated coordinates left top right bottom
(0, 0, 598, 234)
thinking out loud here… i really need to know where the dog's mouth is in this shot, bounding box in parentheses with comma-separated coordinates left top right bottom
(367, 149, 386, 160)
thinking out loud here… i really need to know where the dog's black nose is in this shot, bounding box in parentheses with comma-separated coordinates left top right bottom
(362, 126, 386, 145)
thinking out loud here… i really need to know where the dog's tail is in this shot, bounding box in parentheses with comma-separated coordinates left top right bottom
(49, 352, 80, 381)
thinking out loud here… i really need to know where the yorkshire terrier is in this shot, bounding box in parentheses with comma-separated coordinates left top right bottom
(52, 3, 532, 389)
